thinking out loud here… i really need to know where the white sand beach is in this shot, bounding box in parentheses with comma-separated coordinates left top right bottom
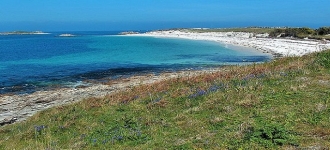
(131, 30, 330, 57)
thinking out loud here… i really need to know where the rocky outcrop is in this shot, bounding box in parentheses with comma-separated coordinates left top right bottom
(0, 85, 117, 126)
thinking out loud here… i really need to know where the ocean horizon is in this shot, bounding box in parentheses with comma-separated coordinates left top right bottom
(0, 31, 272, 94)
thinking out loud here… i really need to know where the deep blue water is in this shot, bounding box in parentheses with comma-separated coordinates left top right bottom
(0, 31, 272, 94)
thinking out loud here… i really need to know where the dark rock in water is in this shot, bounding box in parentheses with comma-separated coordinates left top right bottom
(75, 85, 89, 88)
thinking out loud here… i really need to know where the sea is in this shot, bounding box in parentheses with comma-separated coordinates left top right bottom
(0, 31, 272, 94)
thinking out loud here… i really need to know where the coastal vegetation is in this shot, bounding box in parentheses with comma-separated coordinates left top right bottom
(186, 27, 330, 40)
(0, 49, 330, 149)
(187, 27, 276, 34)
(269, 27, 330, 40)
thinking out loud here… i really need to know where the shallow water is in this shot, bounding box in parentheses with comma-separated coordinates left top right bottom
(0, 31, 271, 94)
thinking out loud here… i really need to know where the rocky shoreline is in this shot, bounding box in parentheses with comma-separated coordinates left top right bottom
(0, 69, 220, 126)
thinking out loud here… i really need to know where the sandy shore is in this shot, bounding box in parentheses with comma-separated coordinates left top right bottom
(130, 30, 330, 57)
(1, 30, 330, 126)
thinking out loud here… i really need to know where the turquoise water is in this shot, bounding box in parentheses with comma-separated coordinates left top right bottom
(0, 31, 271, 94)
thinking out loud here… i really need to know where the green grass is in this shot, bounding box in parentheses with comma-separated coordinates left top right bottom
(1, 50, 330, 149)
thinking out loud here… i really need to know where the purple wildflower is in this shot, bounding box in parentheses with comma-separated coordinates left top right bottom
(208, 85, 221, 92)
(92, 138, 97, 143)
(152, 97, 162, 103)
(34, 125, 46, 132)
(280, 72, 288, 76)
(243, 74, 256, 80)
(189, 89, 207, 99)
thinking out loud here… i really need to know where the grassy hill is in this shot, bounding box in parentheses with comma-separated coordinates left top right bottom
(1, 50, 330, 149)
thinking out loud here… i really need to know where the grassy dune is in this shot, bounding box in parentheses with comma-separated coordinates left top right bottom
(187, 28, 276, 34)
(1, 50, 330, 149)
(185, 27, 330, 40)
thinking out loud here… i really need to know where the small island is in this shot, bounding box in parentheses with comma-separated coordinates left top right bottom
(0, 31, 49, 35)
(58, 33, 76, 37)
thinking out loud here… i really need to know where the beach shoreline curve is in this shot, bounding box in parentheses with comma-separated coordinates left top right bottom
(1, 29, 330, 126)
(125, 29, 330, 58)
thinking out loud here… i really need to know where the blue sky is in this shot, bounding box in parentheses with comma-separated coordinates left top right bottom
(0, 0, 329, 31)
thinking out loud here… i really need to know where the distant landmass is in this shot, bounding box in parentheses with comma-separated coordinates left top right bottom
(58, 33, 76, 37)
(0, 31, 50, 35)
(119, 31, 140, 35)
